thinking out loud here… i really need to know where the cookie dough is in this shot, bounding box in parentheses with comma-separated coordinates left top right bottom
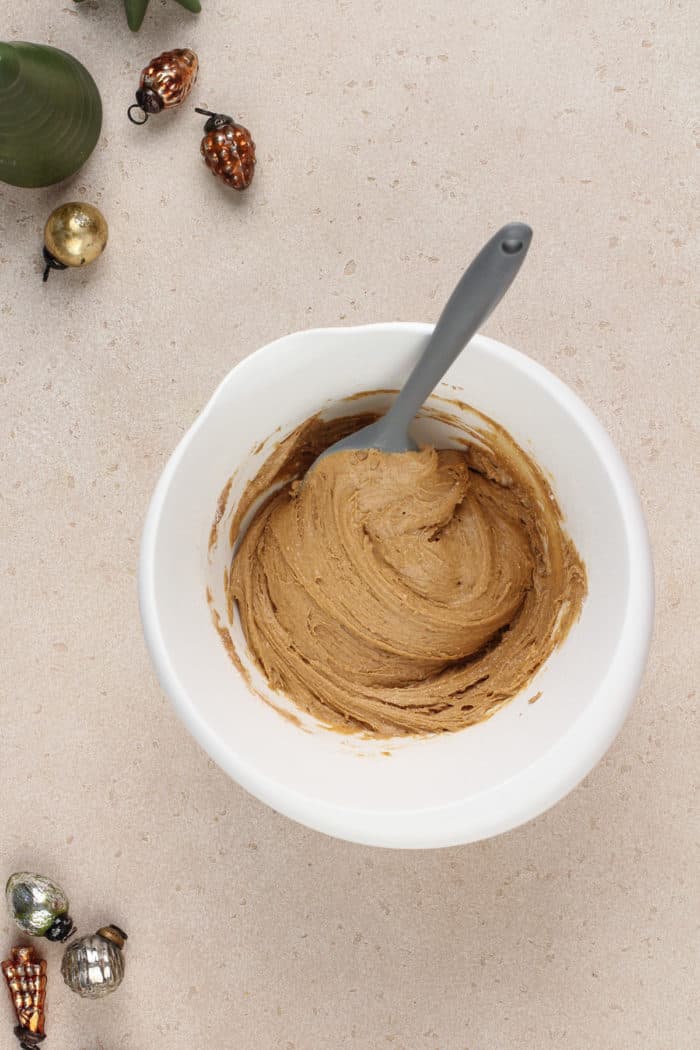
(228, 409, 586, 736)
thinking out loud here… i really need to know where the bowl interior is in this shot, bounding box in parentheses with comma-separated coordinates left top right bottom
(141, 325, 651, 846)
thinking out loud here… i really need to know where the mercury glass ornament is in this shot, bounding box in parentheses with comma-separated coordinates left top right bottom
(42, 202, 109, 281)
(61, 925, 127, 999)
(195, 107, 256, 190)
(1, 946, 47, 1050)
(6, 873, 75, 942)
(128, 48, 198, 125)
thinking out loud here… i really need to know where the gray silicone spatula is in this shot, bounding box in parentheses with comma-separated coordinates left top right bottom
(312, 222, 532, 468)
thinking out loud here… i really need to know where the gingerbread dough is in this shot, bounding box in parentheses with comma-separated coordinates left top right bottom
(228, 409, 586, 736)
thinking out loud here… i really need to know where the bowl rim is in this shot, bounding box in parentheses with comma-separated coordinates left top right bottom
(139, 322, 655, 848)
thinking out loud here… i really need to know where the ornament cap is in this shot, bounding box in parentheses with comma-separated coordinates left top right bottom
(97, 924, 127, 949)
(45, 913, 75, 941)
(15, 1030, 46, 1050)
(135, 87, 163, 114)
(195, 107, 234, 132)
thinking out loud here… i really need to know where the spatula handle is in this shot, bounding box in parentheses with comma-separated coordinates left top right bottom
(387, 223, 533, 433)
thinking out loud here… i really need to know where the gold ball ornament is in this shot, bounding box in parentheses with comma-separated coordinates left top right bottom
(42, 202, 108, 282)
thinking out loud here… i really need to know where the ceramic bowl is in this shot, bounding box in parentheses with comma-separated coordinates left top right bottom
(139, 324, 654, 848)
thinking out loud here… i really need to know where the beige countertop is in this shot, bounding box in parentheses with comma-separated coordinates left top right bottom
(1, 2, 698, 1047)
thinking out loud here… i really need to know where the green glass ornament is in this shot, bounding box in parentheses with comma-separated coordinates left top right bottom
(0, 41, 102, 188)
(74, 0, 202, 33)
(6, 872, 75, 942)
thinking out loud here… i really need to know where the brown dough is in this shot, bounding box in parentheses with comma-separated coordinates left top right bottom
(228, 409, 586, 737)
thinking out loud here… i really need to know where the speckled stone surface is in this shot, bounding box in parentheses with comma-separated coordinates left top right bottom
(1, 3, 697, 1048)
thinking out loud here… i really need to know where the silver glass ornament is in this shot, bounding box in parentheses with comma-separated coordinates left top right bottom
(61, 925, 127, 998)
(6, 873, 75, 942)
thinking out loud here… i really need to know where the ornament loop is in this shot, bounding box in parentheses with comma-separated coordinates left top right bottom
(127, 103, 148, 125)
(42, 249, 68, 283)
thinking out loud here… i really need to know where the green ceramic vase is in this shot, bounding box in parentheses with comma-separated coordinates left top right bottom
(0, 41, 102, 188)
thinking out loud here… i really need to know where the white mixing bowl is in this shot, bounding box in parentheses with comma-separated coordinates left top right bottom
(139, 324, 654, 848)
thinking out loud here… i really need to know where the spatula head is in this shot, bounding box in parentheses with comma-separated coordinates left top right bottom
(311, 416, 418, 471)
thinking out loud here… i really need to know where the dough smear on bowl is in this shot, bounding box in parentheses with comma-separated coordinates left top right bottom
(228, 409, 587, 737)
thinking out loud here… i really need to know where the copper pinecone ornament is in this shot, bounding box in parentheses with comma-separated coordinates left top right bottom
(195, 108, 256, 190)
(128, 48, 199, 124)
(2, 947, 47, 1049)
